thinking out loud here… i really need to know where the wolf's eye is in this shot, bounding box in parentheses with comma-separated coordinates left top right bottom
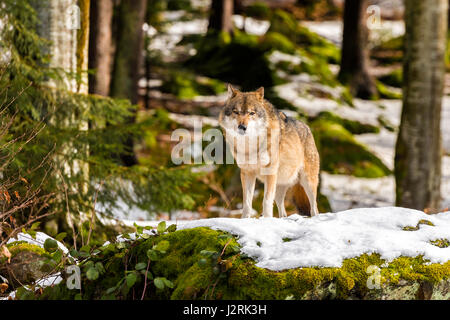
(233, 109, 239, 114)
(249, 112, 255, 115)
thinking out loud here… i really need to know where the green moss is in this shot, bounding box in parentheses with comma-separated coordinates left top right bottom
(166, 0, 191, 11)
(376, 81, 402, 100)
(244, 1, 271, 20)
(403, 219, 435, 231)
(26, 227, 450, 300)
(311, 119, 390, 178)
(160, 70, 226, 99)
(260, 32, 296, 54)
(371, 36, 403, 65)
(6, 242, 47, 258)
(446, 33, 450, 71)
(313, 111, 380, 135)
(378, 68, 402, 88)
(186, 32, 279, 90)
(430, 239, 450, 248)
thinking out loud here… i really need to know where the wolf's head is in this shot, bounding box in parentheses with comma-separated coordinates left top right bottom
(219, 85, 268, 137)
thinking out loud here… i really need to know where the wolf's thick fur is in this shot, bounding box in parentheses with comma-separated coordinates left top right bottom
(219, 85, 320, 218)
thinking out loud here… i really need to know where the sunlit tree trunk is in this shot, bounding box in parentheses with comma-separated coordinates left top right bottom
(208, 0, 234, 34)
(110, 0, 148, 166)
(394, 0, 447, 211)
(33, 0, 90, 239)
(338, 0, 376, 99)
(88, 0, 113, 96)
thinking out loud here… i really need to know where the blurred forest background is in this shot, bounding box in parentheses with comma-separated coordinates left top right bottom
(0, 0, 449, 248)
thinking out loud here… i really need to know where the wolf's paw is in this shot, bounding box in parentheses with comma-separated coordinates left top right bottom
(241, 208, 258, 219)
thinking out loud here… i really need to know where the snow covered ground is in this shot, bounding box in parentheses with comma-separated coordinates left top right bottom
(178, 207, 450, 270)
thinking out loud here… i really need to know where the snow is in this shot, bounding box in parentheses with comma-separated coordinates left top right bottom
(7, 231, 68, 254)
(232, 15, 270, 36)
(177, 207, 450, 270)
(302, 20, 405, 47)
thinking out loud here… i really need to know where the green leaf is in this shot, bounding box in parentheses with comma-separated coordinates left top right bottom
(43, 238, 58, 253)
(52, 250, 62, 263)
(95, 262, 105, 274)
(135, 262, 147, 271)
(134, 223, 143, 234)
(80, 245, 91, 253)
(155, 240, 170, 252)
(55, 232, 67, 242)
(167, 224, 177, 233)
(163, 278, 174, 289)
(146, 249, 159, 261)
(140, 233, 150, 239)
(69, 249, 79, 258)
(126, 272, 138, 288)
(30, 222, 41, 231)
(154, 277, 165, 290)
(86, 267, 99, 281)
(75, 293, 82, 300)
(106, 287, 117, 295)
(157, 221, 166, 234)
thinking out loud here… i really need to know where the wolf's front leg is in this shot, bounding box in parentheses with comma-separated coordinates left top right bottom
(262, 174, 277, 218)
(240, 171, 256, 218)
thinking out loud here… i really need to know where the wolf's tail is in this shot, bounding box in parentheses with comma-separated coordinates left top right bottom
(291, 183, 311, 216)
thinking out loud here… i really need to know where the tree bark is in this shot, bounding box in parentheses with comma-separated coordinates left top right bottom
(208, 0, 234, 34)
(394, 0, 447, 211)
(88, 0, 113, 96)
(338, 0, 376, 99)
(110, 0, 148, 166)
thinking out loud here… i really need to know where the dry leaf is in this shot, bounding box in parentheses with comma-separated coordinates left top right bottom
(0, 283, 8, 294)
(1, 245, 11, 263)
(14, 191, 20, 200)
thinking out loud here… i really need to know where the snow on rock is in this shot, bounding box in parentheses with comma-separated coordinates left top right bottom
(177, 207, 450, 270)
(7, 231, 68, 254)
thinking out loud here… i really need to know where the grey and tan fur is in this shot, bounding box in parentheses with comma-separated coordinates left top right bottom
(219, 85, 320, 218)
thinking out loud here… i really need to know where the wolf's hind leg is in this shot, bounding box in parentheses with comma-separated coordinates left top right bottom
(299, 173, 319, 217)
(275, 185, 289, 218)
(241, 171, 256, 218)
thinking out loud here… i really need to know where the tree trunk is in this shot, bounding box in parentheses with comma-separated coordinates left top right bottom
(208, 0, 234, 34)
(88, 0, 113, 96)
(33, 0, 90, 237)
(110, 0, 148, 166)
(394, 0, 447, 211)
(338, 0, 376, 99)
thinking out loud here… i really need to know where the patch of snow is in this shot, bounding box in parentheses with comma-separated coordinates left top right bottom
(7, 232, 68, 254)
(302, 20, 404, 47)
(232, 15, 270, 35)
(268, 50, 303, 66)
(321, 172, 395, 212)
(177, 207, 450, 270)
(354, 128, 396, 169)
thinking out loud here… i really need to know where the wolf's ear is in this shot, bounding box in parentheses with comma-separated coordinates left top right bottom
(255, 87, 264, 101)
(227, 84, 239, 98)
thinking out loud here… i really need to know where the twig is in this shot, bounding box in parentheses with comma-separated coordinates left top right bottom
(141, 259, 151, 300)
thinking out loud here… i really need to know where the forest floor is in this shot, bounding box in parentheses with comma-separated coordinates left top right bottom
(127, 8, 449, 222)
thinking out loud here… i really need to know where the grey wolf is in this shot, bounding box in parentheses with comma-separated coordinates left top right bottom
(219, 85, 320, 218)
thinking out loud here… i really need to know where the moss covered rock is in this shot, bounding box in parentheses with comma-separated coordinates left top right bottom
(310, 118, 391, 178)
(0, 242, 49, 288)
(25, 227, 450, 300)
